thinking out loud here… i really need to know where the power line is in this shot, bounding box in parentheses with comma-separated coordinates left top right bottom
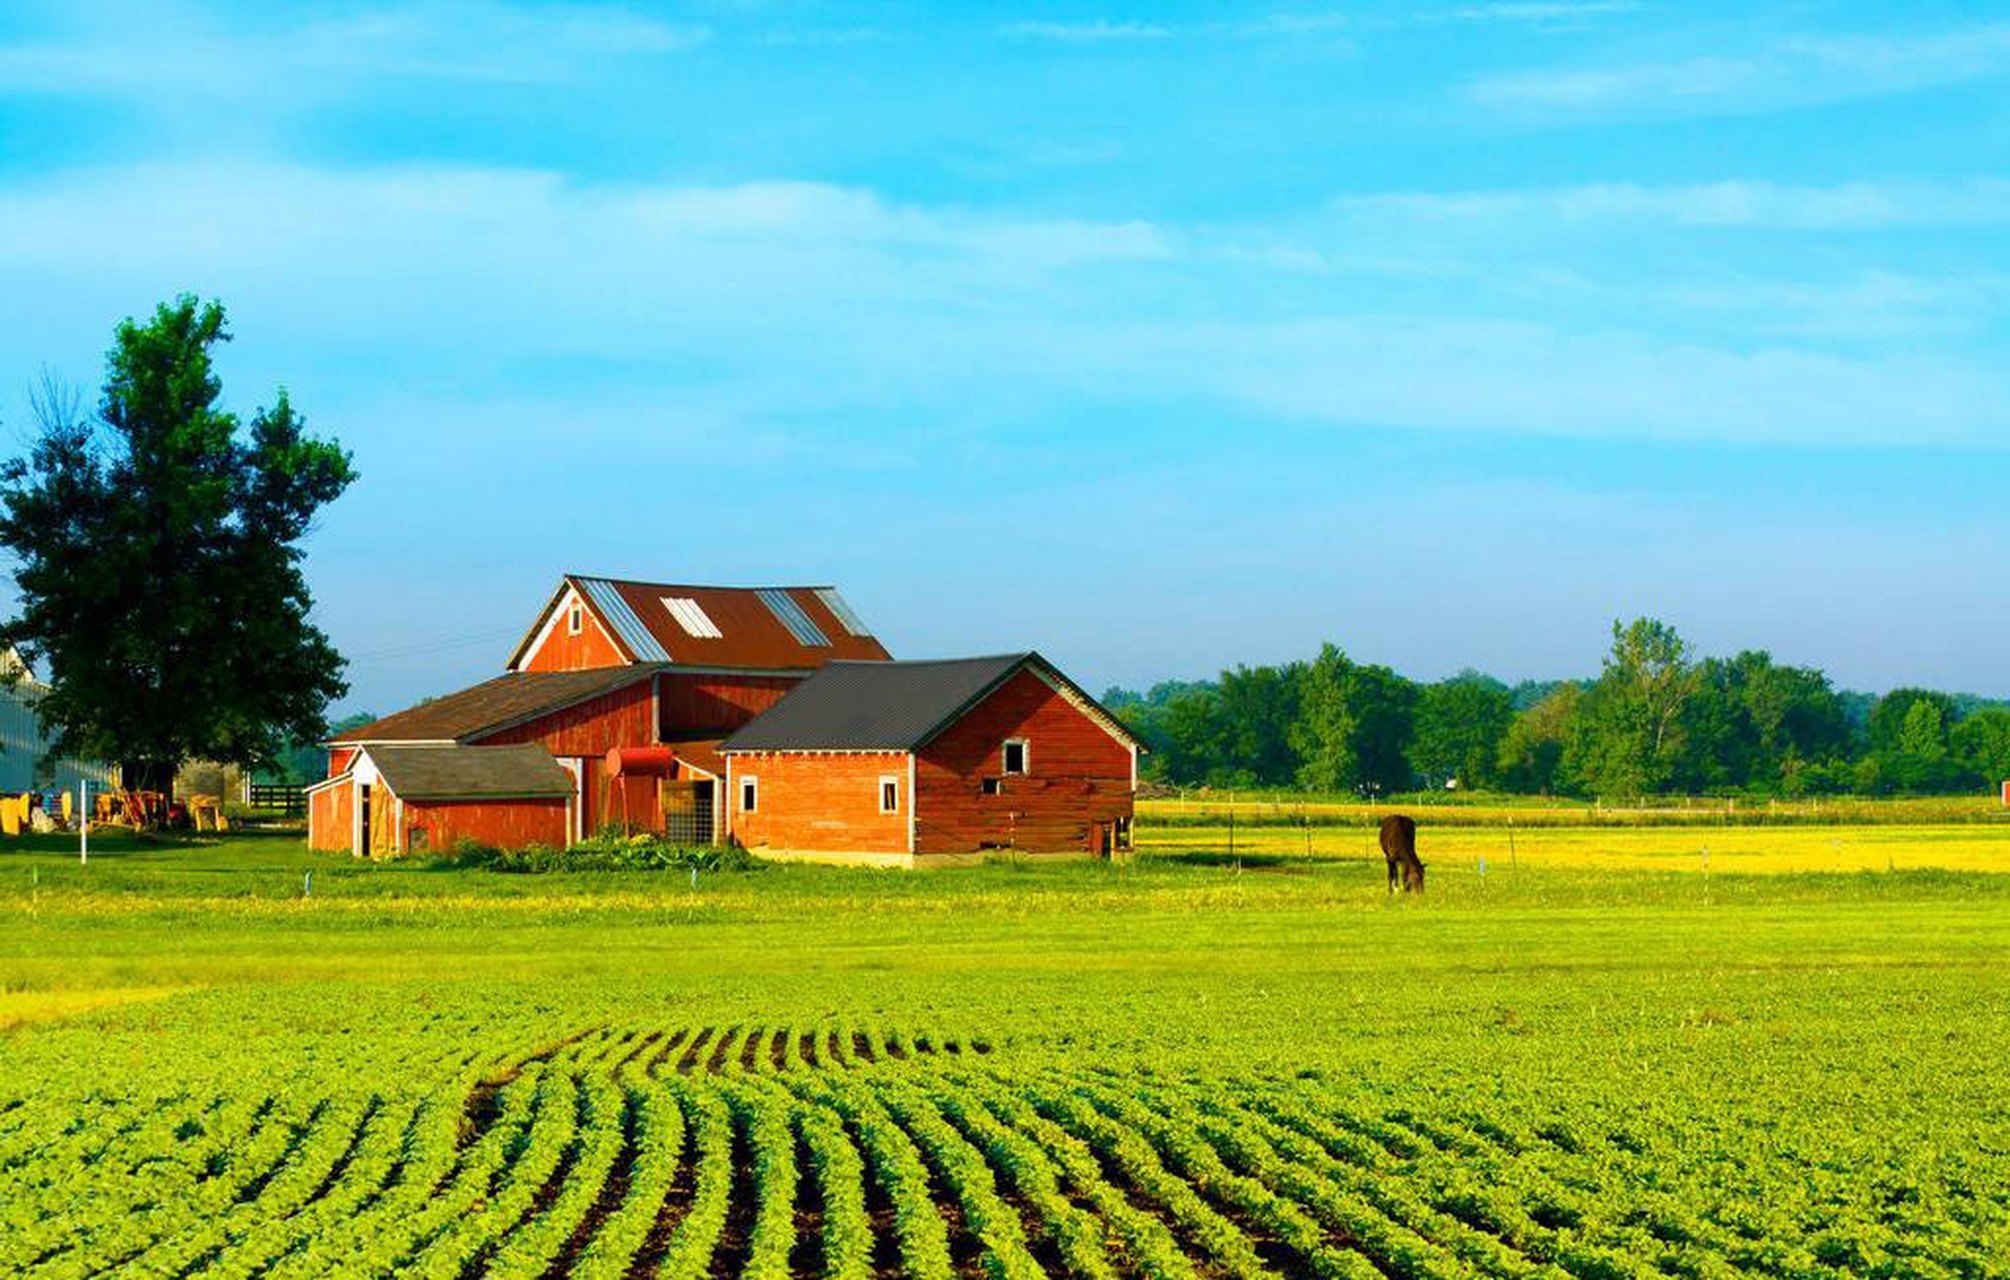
(344, 626, 524, 664)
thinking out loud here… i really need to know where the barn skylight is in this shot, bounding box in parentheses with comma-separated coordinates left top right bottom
(813, 588, 873, 637)
(661, 597, 723, 639)
(756, 588, 830, 646)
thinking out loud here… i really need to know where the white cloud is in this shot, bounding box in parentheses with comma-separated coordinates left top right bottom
(1, 160, 2004, 452)
(1470, 21, 2010, 114)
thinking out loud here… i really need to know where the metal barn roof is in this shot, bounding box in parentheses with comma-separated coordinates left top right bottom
(509, 576, 892, 671)
(364, 744, 575, 800)
(719, 653, 1141, 753)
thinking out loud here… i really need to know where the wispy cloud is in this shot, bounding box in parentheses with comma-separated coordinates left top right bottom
(1330, 179, 2010, 230)
(3, 160, 2002, 451)
(995, 20, 1173, 43)
(1445, 2, 1635, 23)
(1471, 21, 2010, 114)
(0, 2, 707, 97)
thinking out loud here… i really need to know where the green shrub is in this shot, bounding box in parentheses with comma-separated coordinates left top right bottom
(438, 832, 759, 874)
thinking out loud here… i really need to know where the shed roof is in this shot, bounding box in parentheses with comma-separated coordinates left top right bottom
(331, 664, 667, 744)
(719, 653, 1140, 753)
(365, 744, 574, 800)
(509, 576, 892, 671)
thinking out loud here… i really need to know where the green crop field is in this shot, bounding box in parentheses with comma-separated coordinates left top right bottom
(3, 828, 2007, 1277)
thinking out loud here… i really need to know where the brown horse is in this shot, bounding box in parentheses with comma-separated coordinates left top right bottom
(1380, 815, 1425, 893)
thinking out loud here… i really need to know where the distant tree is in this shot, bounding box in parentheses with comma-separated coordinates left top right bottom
(1868, 689, 1959, 754)
(1289, 645, 1356, 793)
(1497, 682, 1581, 795)
(1288, 645, 1415, 794)
(1347, 663, 1418, 794)
(1215, 662, 1305, 787)
(1954, 709, 2010, 789)
(1682, 651, 1850, 793)
(1566, 618, 1699, 797)
(1411, 673, 1512, 790)
(0, 296, 356, 798)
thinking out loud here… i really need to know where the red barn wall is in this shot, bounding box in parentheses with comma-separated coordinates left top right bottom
(521, 602, 627, 671)
(400, 797, 569, 853)
(656, 673, 800, 737)
(327, 747, 360, 779)
(728, 751, 908, 854)
(308, 782, 352, 852)
(479, 681, 655, 756)
(915, 669, 1133, 856)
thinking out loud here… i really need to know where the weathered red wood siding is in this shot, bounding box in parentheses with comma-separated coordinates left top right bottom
(307, 781, 352, 852)
(914, 669, 1133, 856)
(401, 797, 569, 853)
(478, 681, 655, 756)
(521, 600, 627, 671)
(367, 786, 399, 857)
(655, 673, 799, 737)
(728, 752, 908, 854)
(327, 747, 360, 779)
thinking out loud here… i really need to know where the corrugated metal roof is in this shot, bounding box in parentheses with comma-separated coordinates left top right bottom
(577, 576, 672, 662)
(505, 576, 891, 672)
(331, 665, 667, 744)
(366, 744, 574, 800)
(719, 654, 1035, 751)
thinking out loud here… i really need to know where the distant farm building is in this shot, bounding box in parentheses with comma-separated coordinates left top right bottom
(0, 650, 114, 796)
(308, 576, 1137, 866)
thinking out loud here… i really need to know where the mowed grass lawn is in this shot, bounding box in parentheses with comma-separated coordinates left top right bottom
(2, 825, 2007, 1274)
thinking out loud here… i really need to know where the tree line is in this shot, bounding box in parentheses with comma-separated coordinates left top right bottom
(1104, 619, 2010, 798)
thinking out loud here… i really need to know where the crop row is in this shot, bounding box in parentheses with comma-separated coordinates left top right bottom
(4, 1039, 2004, 1277)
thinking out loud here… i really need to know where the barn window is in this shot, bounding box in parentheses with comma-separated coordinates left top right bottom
(879, 776, 900, 813)
(1002, 739, 1028, 775)
(740, 777, 758, 813)
(981, 778, 1002, 796)
(567, 601, 583, 635)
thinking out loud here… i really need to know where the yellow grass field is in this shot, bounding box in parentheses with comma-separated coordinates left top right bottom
(1135, 817, 2010, 874)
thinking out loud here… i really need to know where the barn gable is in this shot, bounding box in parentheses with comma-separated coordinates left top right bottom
(507, 575, 892, 673)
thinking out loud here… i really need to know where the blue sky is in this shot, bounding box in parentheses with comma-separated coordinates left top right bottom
(2, 1, 2007, 714)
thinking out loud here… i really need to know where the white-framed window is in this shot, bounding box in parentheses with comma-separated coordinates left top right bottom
(567, 601, 583, 635)
(740, 776, 758, 813)
(879, 776, 900, 813)
(981, 777, 1002, 796)
(1002, 738, 1029, 775)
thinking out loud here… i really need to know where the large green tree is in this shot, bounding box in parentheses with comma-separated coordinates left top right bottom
(0, 297, 356, 794)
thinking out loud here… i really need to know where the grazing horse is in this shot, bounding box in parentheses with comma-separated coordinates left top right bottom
(1380, 815, 1425, 893)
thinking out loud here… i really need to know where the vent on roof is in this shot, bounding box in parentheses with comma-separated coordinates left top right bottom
(662, 596, 723, 639)
(756, 588, 830, 646)
(813, 588, 872, 637)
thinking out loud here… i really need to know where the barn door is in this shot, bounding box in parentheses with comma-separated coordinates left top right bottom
(357, 784, 372, 856)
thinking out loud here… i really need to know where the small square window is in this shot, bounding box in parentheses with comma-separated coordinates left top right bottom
(740, 777, 758, 813)
(879, 777, 899, 813)
(981, 777, 1002, 796)
(1002, 739, 1028, 775)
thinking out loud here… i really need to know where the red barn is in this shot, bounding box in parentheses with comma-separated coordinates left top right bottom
(308, 575, 1140, 868)
(719, 653, 1140, 868)
(308, 575, 888, 854)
